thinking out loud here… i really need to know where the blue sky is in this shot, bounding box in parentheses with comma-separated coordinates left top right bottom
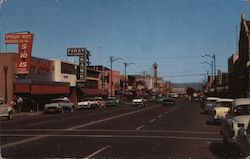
(1, 0, 249, 83)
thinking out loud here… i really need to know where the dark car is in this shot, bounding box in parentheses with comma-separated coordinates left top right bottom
(105, 97, 119, 106)
(161, 98, 175, 105)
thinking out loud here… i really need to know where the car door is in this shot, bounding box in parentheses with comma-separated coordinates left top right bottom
(0, 99, 8, 117)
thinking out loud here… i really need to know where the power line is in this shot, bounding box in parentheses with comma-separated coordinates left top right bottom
(161, 73, 206, 78)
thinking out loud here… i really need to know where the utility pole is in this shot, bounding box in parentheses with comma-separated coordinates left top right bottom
(124, 62, 135, 92)
(110, 56, 123, 97)
(3, 65, 8, 102)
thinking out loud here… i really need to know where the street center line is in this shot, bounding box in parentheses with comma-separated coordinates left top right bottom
(135, 125, 144, 131)
(0, 129, 220, 134)
(158, 114, 164, 118)
(0, 134, 222, 141)
(83, 146, 111, 159)
(149, 118, 156, 123)
(1, 105, 161, 149)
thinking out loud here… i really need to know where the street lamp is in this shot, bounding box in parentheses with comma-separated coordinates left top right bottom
(247, 61, 250, 97)
(201, 61, 214, 87)
(3, 65, 8, 102)
(202, 54, 216, 81)
(123, 62, 135, 94)
(110, 56, 123, 97)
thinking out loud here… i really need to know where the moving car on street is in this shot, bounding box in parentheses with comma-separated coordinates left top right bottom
(0, 98, 14, 120)
(201, 97, 220, 113)
(44, 97, 75, 114)
(161, 98, 175, 106)
(212, 98, 234, 121)
(77, 98, 99, 109)
(237, 119, 250, 157)
(155, 96, 167, 103)
(105, 97, 120, 107)
(132, 97, 147, 106)
(221, 98, 250, 144)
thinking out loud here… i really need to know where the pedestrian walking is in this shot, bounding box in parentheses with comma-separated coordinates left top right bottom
(16, 96, 23, 114)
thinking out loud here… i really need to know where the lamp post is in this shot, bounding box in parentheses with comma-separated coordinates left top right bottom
(110, 56, 123, 97)
(202, 54, 216, 82)
(123, 62, 135, 94)
(201, 61, 213, 89)
(3, 65, 8, 102)
(247, 61, 250, 97)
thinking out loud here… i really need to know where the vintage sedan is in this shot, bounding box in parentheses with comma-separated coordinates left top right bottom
(0, 98, 14, 120)
(237, 120, 250, 157)
(105, 97, 119, 106)
(44, 97, 75, 114)
(201, 97, 220, 113)
(161, 98, 175, 105)
(221, 98, 250, 144)
(77, 98, 99, 109)
(212, 98, 234, 121)
(132, 97, 147, 106)
(93, 97, 106, 109)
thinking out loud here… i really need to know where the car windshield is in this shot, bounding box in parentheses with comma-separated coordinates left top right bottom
(215, 101, 232, 108)
(233, 105, 250, 116)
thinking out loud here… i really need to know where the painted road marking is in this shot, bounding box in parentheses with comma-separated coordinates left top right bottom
(149, 118, 156, 124)
(158, 114, 164, 118)
(1, 105, 161, 149)
(1, 129, 220, 135)
(83, 146, 111, 159)
(0, 134, 222, 141)
(135, 125, 144, 131)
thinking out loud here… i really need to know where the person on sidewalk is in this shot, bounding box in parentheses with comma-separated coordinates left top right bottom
(16, 96, 23, 114)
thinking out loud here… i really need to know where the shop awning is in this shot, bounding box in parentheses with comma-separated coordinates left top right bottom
(15, 84, 69, 95)
(79, 88, 104, 97)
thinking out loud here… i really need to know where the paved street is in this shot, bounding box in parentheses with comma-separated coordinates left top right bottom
(0, 99, 242, 158)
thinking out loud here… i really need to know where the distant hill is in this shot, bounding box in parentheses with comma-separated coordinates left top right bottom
(171, 83, 202, 90)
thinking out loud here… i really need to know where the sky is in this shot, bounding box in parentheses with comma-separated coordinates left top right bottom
(1, 0, 249, 83)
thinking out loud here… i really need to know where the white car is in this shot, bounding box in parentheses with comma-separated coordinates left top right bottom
(0, 98, 14, 120)
(212, 98, 234, 121)
(237, 120, 250, 157)
(44, 97, 75, 114)
(77, 98, 99, 109)
(221, 98, 250, 144)
(132, 97, 147, 106)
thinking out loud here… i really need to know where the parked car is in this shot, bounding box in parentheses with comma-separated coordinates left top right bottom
(105, 97, 119, 106)
(161, 98, 175, 105)
(77, 98, 99, 109)
(132, 97, 147, 106)
(201, 97, 220, 113)
(212, 98, 234, 121)
(237, 120, 250, 157)
(0, 98, 14, 120)
(221, 98, 250, 144)
(44, 97, 75, 114)
(93, 97, 106, 109)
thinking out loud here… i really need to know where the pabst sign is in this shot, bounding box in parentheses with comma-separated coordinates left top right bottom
(5, 33, 34, 74)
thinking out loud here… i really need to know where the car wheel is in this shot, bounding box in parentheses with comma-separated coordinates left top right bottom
(8, 111, 13, 120)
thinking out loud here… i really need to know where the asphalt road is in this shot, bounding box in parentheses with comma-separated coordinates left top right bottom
(0, 99, 243, 159)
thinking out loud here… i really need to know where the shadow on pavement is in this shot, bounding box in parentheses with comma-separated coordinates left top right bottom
(209, 142, 244, 159)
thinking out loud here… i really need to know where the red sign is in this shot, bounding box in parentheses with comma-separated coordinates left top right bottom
(5, 33, 34, 74)
(5, 34, 33, 44)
